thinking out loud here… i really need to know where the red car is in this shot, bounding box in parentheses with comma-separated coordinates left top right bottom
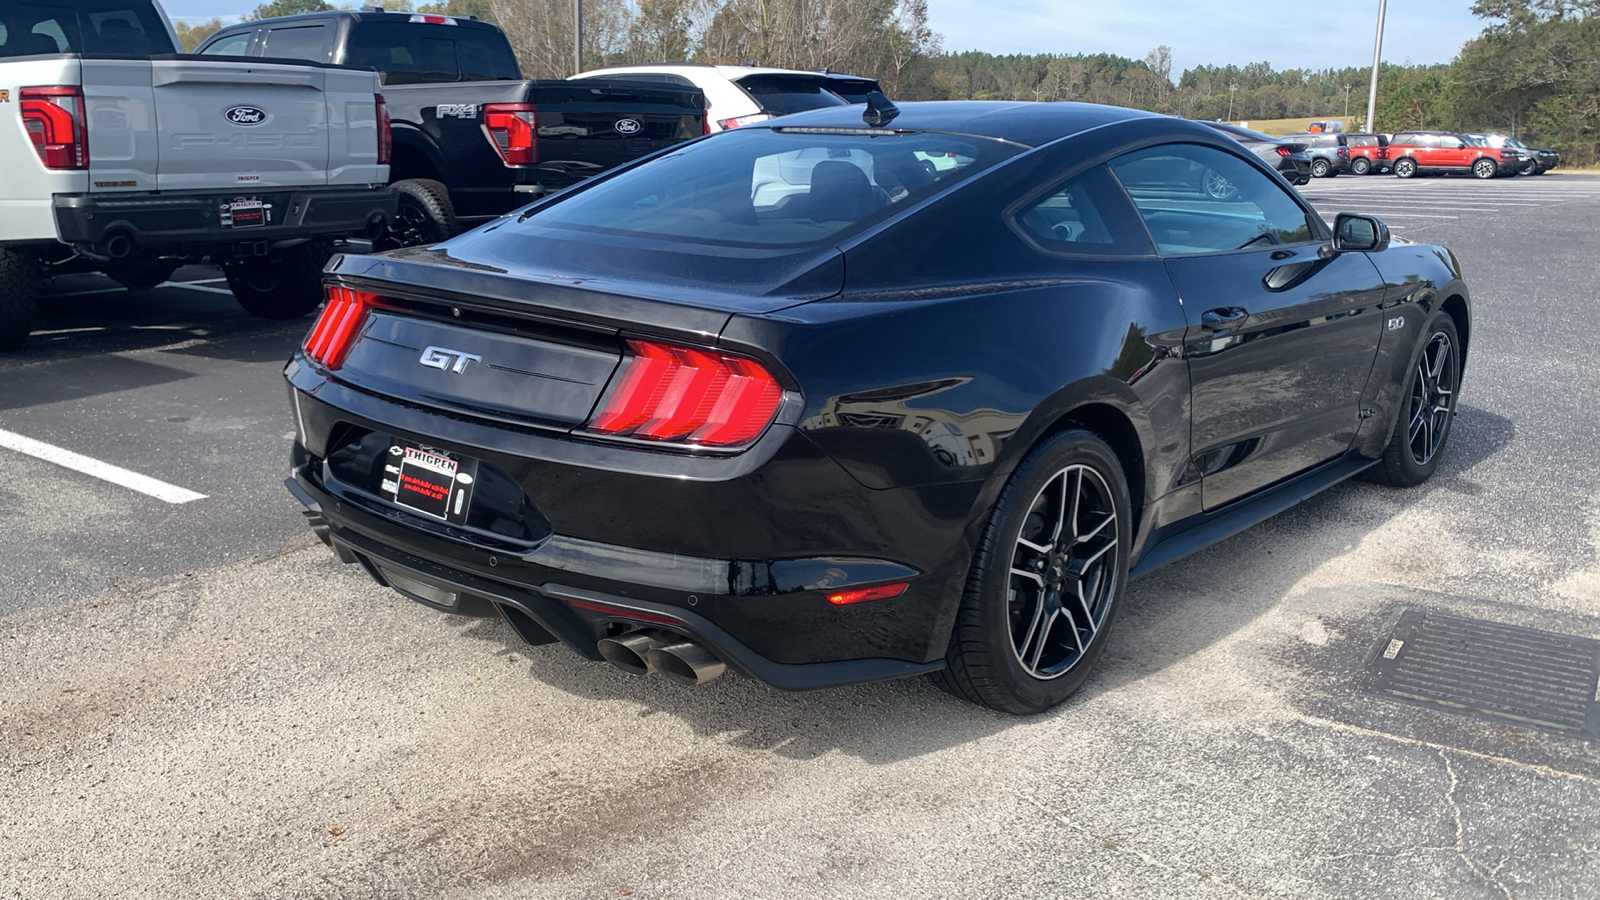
(1387, 131, 1520, 179)
(1345, 133, 1389, 175)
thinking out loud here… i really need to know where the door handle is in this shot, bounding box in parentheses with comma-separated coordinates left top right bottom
(1201, 307, 1249, 328)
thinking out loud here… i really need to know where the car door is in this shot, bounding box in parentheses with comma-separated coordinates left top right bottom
(1109, 142, 1387, 510)
(1434, 134, 1470, 170)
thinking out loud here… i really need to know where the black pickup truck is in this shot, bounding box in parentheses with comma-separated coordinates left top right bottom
(196, 10, 705, 246)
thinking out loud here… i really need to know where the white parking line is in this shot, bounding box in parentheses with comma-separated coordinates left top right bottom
(42, 287, 129, 299)
(159, 281, 235, 296)
(0, 428, 206, 504)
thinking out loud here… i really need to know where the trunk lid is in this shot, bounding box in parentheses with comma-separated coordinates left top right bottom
(525, 79, 704, 178)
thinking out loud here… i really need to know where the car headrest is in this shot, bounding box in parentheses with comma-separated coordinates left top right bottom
(808, 161, 878, 223)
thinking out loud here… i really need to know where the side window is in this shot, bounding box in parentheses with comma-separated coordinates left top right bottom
(1437, 135, 1464, 149)
(1109, 143, 1315, 255)
(1014, 166, 1153, 256)
(200, 31, 253, 56)
(261, 24, 331, 63)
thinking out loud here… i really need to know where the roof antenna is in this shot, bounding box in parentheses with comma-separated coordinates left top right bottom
(862, 91, 899, 128)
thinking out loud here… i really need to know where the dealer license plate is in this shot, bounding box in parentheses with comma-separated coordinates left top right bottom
(380, 442, 478, 524)
(221, 198, 270, 228)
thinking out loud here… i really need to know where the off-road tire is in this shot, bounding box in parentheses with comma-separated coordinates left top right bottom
(0, 247, 41, 352)
(381, 178, 457, 250)
(1394, 158, 1418, 178)
(224, 241, 333, 320)
(1366, 311, 1462, 488)
(933, 429, 1132, 714)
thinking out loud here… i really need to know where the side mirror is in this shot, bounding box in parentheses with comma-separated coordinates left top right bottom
(1327, 212, 1390, 255)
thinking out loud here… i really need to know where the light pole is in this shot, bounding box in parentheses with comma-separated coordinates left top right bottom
(574, 0, 583, 76)
(1227, 84, 1238, 121)
(1364, 0, 1388, 133)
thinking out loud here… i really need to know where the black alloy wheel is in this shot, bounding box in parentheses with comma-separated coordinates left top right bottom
(1351, 157, 1371, 175)
(1311, 158, 1332, 178)
(381, 178, 458, 250)
(224, 241, 333, 319)
(1368, 312, 1461, 487)
(935, 430, 1130, 714)
(1518, 159, 1538, 176)
(1472, 158, 1498, 179)
(1394, 158, 1418, 178)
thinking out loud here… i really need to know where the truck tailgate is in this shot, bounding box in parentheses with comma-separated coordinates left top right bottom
(142, 59, 383, 191)
(528, 80, 704, 174)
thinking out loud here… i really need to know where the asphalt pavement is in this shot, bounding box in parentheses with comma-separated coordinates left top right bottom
(3, 174, 1599, 899)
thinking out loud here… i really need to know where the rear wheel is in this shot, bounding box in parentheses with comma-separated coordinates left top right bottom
(934, 430, 1131, 714)
(1518, 159, 1538, 176)
(1367, 312, 1461, 487)
(1311, 158, 1332, 178)
(1394, 158, 1418, 178)
(224, 241, 333, 320)
(381, 178, 457, 250)
(1351, 157, 1371, 175)
(1472, 158, 1498, 179)
(0, 247, 40, 352)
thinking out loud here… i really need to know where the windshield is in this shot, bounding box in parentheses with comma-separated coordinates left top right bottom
(531, 127, 1023, 248)
(735, 75, 851, 115)
(0, 0, 175, 57)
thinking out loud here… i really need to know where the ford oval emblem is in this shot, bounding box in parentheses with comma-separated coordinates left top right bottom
(614, 118, 642, 135)
(225, 106, 268, 126)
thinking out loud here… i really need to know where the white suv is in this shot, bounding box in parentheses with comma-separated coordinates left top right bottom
(571, 64, 855, 132)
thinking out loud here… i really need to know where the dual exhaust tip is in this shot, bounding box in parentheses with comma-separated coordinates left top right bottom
(596, 632, 727, 686)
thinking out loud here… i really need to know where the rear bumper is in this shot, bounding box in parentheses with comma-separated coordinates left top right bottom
(52, 186, 396, 255)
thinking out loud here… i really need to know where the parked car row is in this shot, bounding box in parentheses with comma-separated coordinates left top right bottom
(1281, 129, 1560, 179)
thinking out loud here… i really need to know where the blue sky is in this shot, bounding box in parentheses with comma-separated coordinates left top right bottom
(163, 0, 1487, 73)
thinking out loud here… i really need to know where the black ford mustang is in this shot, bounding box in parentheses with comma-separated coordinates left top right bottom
(284, 100, 1469, 714)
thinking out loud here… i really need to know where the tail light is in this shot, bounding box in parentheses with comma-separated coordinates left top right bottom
(1275, 146, 1291, 157)
(409, 14, 457, 24)
(375, 94, 392, 165)
(1378, 147, 1389, 159)
(716, 113, 774, 130)
(303, 287, 377, 371)
(483, 103, 537, 166)
(701, 110, 710, 136)
(587, 340, 783, 448)
(828, 582, 909, 606)
(20, 86, 87, 170)
(1337, 146, 1349, 157)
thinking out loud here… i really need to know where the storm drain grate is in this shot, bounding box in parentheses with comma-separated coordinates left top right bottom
(1364, 610, 1600, 737)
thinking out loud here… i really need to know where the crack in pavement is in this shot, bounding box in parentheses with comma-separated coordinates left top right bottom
(1441, 750, 1517, 900)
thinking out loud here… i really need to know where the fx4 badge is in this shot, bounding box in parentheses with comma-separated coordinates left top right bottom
(420, 346, 483, 373)
(1387, 315, 1405, 331)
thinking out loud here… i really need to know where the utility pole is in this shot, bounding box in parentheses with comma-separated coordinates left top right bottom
(1227, 84, 1238, 121)
(574, 0, 583, 76)
(1364, 0, 1387, 133)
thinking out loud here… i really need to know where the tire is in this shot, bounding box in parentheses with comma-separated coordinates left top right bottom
(1351, 157, 1371, 176)
(380, 178, 457, 250)
(933, 429, 1132, 714)
(0, 247, 40, 352)
(224, 241, 333, 320)
(1394, 158, 1417, 179)
(1311, 158, 1332, 178)
(1201, 168, 1238, 200)
(104, 257, 179, 292)
(1472, 158, 1497, 179)
(1366, 312, 1462, 488)
(1518, 159, 1537, 176)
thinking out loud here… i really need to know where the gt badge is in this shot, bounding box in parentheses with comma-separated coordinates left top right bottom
(1387, 316, 1405, 331)
(420, 346, 482, 373)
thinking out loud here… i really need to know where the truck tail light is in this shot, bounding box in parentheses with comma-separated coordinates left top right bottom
(375, 94, 392, 165)
(483, 103, 537, 166)
(303, 287, 378, 371)
(587, 340, 783, 448)
(20, 86, 87, 170)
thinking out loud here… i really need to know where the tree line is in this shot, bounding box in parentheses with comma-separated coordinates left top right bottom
(177, 0, 1596, 164)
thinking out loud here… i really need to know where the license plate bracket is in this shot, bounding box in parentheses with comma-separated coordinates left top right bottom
(221, 197, 271, 229)
(380, 442, 478, 525)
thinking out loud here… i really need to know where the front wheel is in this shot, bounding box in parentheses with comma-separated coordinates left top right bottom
(1351, 158, 1371, 176)
(1366, 312, 1462, 487)
(224, 241, 333, 320)
(933, 430, 1131, 714)
(1472, 158, 1498, 179)
(1394, 158, 1417, 178)
(0, 247, 40, 352)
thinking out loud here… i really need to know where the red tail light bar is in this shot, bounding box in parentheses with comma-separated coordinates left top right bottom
(483, 103, 537, 166)
(303, 287, 378, 371)
(21, 86, 87, 170)
(587, 339, 783, 448)
(376, 94, 392, 165)
(1275, 146, 1292, 157)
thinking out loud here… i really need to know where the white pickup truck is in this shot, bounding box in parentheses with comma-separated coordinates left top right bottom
(0, 0, 396, 350)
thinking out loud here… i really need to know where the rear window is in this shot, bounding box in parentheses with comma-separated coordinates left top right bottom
(735, 75, 850, 115)
(0, 1, 175, 57)
(532, 127, 1022, 248)
(261, 23, 332, 63)
(344, 21, 519, 84)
